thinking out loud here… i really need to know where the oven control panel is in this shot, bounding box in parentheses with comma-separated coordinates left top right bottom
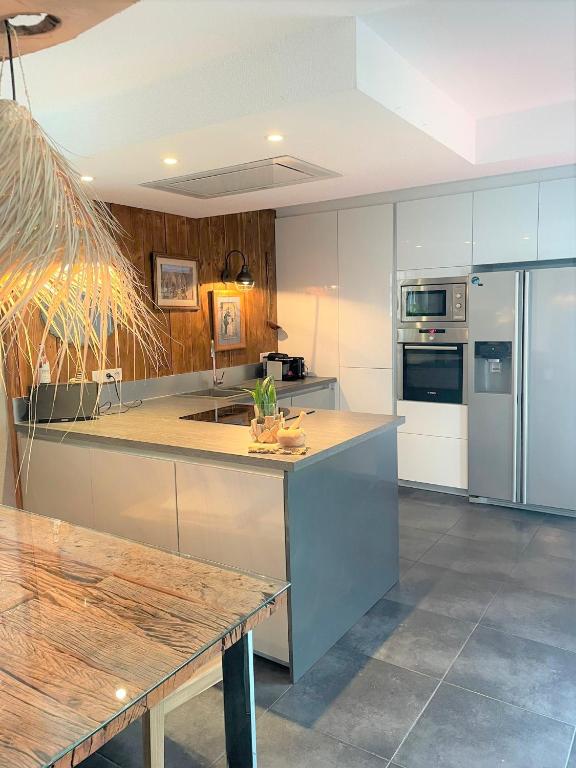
(452, 286, 466, 321)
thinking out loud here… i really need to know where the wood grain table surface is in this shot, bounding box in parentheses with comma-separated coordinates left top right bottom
(0, 504, 288, 768)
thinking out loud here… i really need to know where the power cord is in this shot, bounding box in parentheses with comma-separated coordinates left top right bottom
(98, 372, 142, 416)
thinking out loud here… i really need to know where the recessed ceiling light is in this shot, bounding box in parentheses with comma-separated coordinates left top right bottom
(267, 134, 284, 143)
(163, 157, 178, 165)
(80, 175, 94, 182)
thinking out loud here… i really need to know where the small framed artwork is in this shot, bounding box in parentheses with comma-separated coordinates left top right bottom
(211, 290, 246, 351)
(152, 253, 200, 310)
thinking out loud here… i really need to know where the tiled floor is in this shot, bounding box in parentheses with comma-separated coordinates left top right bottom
(84, 487, 576, 768)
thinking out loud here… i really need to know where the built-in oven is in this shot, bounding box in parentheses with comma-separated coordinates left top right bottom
(399, 276, 467, 326)
(397, 327, 468, 404)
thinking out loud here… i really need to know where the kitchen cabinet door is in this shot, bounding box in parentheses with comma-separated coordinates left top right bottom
(397, 401, 468, 439)
(397, 193, 473, 270)
(176, 461, 288, 663)
(18, 436, 94, 527)
(291, 386, 335, 410)
(91, 449, 178, 550)
(398, 433, 468, 489)
(538, 178, 576, 261)
(339, 368, 393, 414)
(338, 205, 393, 368)
(276, 212, 339, 377)
(473, 184, 538, 265)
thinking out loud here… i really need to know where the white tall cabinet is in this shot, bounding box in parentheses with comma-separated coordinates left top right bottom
(276, 204, 394, 415)
(338, 205, 394, 414)
(276, 212, 339, 379)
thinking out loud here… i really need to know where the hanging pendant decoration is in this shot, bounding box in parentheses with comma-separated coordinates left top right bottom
(0, 21, 160, 385)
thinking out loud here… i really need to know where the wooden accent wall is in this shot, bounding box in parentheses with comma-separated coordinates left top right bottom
(7, 205, 277, 397)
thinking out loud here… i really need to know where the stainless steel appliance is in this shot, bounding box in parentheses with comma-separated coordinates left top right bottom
(468, 265, 576, 513)
(398, 276, 467, 326)
(397, 327, 468, 404)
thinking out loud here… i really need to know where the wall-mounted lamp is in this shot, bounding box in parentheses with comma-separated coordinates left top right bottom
(221, 249, 255, 291)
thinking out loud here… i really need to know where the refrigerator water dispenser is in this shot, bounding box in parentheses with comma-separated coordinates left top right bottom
(474, 341, 512, 394)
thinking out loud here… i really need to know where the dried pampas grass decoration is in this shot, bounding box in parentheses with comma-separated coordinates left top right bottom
(0, 82, 160, 386)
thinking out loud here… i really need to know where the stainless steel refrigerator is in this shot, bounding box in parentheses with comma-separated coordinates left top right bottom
(468, 265, 576, 513)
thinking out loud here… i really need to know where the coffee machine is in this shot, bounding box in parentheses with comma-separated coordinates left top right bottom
(265, 353, 307, 381)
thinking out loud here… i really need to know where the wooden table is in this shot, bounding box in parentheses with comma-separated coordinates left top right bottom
(0, 504, 288, 768)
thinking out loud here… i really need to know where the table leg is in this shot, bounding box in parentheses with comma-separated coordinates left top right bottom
(142, 700, 165, 768)
(222, 631, 257, 767)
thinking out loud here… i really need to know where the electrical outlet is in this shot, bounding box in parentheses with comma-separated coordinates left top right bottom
(92, 368, 123, 384)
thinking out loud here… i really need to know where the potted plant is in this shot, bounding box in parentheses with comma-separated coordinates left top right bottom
(245, 376, 282, 443)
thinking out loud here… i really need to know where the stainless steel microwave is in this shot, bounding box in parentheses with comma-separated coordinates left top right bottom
(398, 277, 467, 325)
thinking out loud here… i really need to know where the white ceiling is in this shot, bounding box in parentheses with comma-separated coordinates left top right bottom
(4, 0, 575, 217)
(363, 0, 576, 119)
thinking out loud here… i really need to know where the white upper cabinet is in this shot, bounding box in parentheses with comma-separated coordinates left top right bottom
(397, 193, 472, 271)
(338, 205, 394, 368)
(473, 183, 539, 265)
(538, 178, 576, 261)
(276, 212, 339, 377)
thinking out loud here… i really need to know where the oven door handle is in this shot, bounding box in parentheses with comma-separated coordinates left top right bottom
(403, 345, 459, 351)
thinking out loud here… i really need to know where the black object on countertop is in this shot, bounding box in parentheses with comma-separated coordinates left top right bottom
(26, 382, 99, 423)
(180, 404, 290, 426)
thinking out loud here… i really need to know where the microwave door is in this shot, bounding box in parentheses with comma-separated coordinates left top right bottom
(402, 285, 451, 323)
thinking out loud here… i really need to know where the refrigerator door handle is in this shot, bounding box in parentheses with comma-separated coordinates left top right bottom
(521, 271, 531, 504)
(512, 271, 523, 504)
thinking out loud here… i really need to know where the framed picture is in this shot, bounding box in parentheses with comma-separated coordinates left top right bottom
(152, 253, 199, 310)
(211, 290, 246, 351)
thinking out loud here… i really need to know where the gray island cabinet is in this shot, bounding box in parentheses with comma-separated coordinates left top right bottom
(16, 395, 403, 681)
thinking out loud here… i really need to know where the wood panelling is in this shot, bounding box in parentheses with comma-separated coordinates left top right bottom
(7, 205, 277, 397)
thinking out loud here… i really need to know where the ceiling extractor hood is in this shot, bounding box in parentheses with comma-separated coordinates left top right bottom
(140, 156, 340, 199)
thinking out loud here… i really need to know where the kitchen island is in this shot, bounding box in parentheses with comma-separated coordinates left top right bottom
(16, 396, 403, 681)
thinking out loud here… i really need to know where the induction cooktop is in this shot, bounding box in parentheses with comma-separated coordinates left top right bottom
(180, 404, 290, 426)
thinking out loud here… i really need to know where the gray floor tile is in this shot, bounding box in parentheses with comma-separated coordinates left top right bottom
(447, 626, 576, 724)
(399, 526, 441, 561)
(525, 526, 576, 561)
(539, 513, 576, 532)
(243, 711, 389, 767)
(394, 682, 574, 768)
(482, 584, 576, 653)
(511, 552, 576, 599)
(386, 561, 502, 622)
(420, 534, 526, 578)
(337, 598, 473, 678)
(398, 487, 468, 510)
(79, 756, 120, 768)
(458, 501, 547, 525)
(568, 742, 576, 768)
(253, 656, 293, 711)
(100, 686, 225, 768)
(399, 558, 416, 576)
(399, 500, 464, 533)
(271, 649, 437, 760)
(447, 510, 538, 547)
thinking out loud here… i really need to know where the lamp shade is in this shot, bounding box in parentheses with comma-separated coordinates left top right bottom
(235, 263, 255, 291)
(221, 250, 255, 291)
